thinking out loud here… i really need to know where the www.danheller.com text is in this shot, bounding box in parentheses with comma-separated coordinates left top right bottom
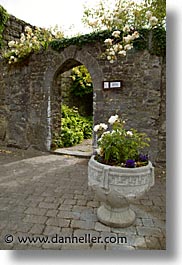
(4, 233, 127, 245)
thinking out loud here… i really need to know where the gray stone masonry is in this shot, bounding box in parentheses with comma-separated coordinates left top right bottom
(0, 152, 166, 250)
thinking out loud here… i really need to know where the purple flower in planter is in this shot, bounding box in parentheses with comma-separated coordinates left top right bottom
(139, 154, 148, 162)
(125, 159, 135, 168)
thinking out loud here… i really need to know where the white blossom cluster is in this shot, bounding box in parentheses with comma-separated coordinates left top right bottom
(146, 11, 158, 26)
(104, 9, 158, 64)
(104, 27, 139, 63)
(3, 25, 63, 64)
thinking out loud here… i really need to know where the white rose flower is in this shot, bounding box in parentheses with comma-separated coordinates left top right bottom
(104, 38, 113, 45)
(8, 40, 15, 48)
(96, 148, 102, 156)
(124, 44, 133, 51)
(149, 16, 158, 26)
(108, 114, 119, 125)
(110, 60, 115, 64)
(126, 131, 133, 136)
(20, 33, 26, 43)
(123, 35, 132, 43)
(100, 123, 108, 130)
(131, 31, 139, 40)
(146, 11, 152, 19)
(118, 50, 126, 56)
(94, 124, 100, 132)
(25, 26, 32, 33)
(123, 25, 130, 32)
(112, 30, 121, 38)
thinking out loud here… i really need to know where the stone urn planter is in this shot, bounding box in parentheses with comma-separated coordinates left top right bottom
(88, 155, 155, 228)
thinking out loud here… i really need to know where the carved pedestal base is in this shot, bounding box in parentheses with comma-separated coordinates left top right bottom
(97, 204, 136, 228)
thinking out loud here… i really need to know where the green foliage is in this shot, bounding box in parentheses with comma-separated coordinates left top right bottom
(52, 105, 93, 148)
(50, 30, 112, 51)
(150, 26, 166, 57)
(95, 115, 150, 167)
(0, 5, 9, 49)
(70, 66, 93, 97)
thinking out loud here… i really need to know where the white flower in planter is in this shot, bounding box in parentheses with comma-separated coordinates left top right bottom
(108, 114, 119, 125)
(94, 124, 100, 132)
(126, 130, 133, 136)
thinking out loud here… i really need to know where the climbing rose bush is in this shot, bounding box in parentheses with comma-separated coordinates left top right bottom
(94, 114, 150, 168)
(3, 25, 63, 64)
(103, 9, 158, 63)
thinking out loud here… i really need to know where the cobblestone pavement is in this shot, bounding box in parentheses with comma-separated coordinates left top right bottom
(0, 152, 166, 250)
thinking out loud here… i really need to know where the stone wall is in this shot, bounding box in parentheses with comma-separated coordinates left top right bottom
(1, 14, 34, 52)
(0, 14, 166, 168)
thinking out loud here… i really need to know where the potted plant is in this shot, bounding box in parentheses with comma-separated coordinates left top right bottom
(88, 114, 154, 227)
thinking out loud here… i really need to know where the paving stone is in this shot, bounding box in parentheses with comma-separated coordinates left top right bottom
(46, 217, 70, 228)
(77, 200, 87, 206)
(58, 205, 73, 211)
(111, 226, 137, 235)
(16, 223, 33, 233)
(87, 201, 100, 208)
(136, 226, 162, 237)
(60, 227, 73, 236)
(24, 207, 47, 216)
(142, 218, 155, 227)
(63, 199, 77, 205)
(46, 210, 58, 217)
(95, 222, 111, 232)
(44, 197, 56, 203)
(80, 209, 98, 222)
(71, 220, 95, 230)
(140, 199, 153, 206)
(74, 195, 85, 200)
(72, 206, 88, 212)
(23, 215, 48, 225)
(145, 236, 162, 250)
(29, 224, 45, 234)
(57, 210, 80, 220)
(38, 202, 59, 210)
(132, 236, 147, 249)
(158, 237, 166, 250)
(43, 225, 61, 236)
(152, 218, 166, 229)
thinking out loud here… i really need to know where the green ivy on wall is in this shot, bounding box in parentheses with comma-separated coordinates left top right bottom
(0, 5, 9, 49)
(50, 30, 112, 50)
(50, 27, 166, 57)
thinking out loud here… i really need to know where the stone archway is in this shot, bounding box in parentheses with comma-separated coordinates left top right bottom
(43, 46, 104, 150)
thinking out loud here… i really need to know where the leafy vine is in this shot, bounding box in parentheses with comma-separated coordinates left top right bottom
(0, 5, 9, 49)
